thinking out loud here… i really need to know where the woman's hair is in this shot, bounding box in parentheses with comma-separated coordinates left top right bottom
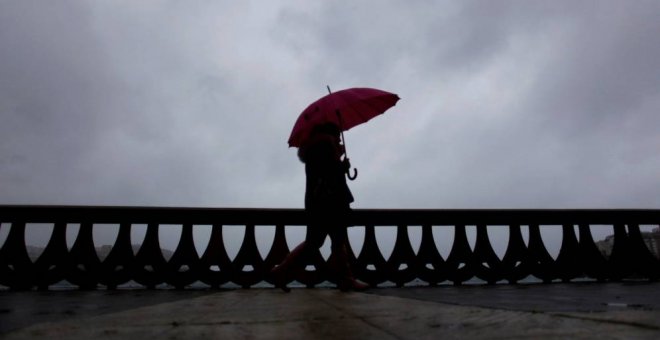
(297, 122, 341, 163)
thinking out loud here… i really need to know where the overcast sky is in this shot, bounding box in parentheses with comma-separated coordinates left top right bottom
(2, 1, 660, 210)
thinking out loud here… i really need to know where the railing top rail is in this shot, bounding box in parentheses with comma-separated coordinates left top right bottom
(1, 205, 659, 225)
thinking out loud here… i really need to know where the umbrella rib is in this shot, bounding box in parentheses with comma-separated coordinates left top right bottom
(345, 99, 370, 128)
(343, 94, 390, 129)
(338, 95, 362, 130)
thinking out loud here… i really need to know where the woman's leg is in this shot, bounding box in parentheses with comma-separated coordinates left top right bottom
(271, 241, 306, 292)
(271, 225, 328, 292)
(328, 228, 368, 291)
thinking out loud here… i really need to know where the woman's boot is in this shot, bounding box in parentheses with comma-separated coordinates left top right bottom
(271, 242, 307, 292)
(333, 244, 369, 292)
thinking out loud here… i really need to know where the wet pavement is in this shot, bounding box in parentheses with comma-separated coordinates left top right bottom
(370, 281, 660, 313)
(0, 289, 214, 334)
(1, 282, 660, 339)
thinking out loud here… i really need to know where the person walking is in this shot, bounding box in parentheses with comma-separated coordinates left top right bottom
(271, 122, 368, 292)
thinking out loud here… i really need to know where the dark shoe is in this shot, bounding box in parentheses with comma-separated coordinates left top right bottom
(350, 279, 369, 291)
(337, 278, 369, 292)
(271, 265, 291, 293)
(270, 242, 308, 293)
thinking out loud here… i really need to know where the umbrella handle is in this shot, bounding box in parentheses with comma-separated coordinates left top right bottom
(329, 87, 358, 181)
(347, 167, 358, 181)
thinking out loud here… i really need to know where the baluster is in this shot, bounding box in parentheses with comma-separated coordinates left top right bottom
(626, 223, 660, 280)
(554, 224, 581, 282)
(166, 223, 201, 289)
(501, 224, 533, 283)
(0, 222, 33, 289)
(609, 223, 632, 280)
(133, 223, 168, 288)
(445, 224, 475, 285)
(34, 222, 69, 289)
(415, 224, 448, 285)
(199, 224, 233, 287)
(231, 224, 268, 288)
(67, 222, 101, 289)
(577, 224, 608, 281)
(386, 225, 419, 286)
(527, 224, 557, 282)
(472, 224, 504, 284)
(353, 224, 388, 286)
(99, 222, 135, 289)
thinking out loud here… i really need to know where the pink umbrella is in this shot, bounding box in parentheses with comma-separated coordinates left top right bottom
(288, 86, 400, 179)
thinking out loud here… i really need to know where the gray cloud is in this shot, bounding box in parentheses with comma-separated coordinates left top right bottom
(1, 0, 659, 212)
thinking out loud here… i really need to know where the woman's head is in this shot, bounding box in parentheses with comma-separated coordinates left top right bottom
(297, 122, 342, 163)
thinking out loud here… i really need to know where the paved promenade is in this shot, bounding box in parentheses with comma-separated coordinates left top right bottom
(2, 282, 660, 339)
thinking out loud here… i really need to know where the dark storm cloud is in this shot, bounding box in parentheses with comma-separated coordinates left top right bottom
(1, 1, 659, 210)
(508, 2, 660, 208)
(276, 1, 660, 208)
(0, 2, 112, 200)
(0, 2, 305, 207)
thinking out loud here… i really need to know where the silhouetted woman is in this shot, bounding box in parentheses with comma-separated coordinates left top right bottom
(271, 122, 368, 292)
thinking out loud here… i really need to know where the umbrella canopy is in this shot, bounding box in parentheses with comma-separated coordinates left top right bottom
(288, 87, 400, 147)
